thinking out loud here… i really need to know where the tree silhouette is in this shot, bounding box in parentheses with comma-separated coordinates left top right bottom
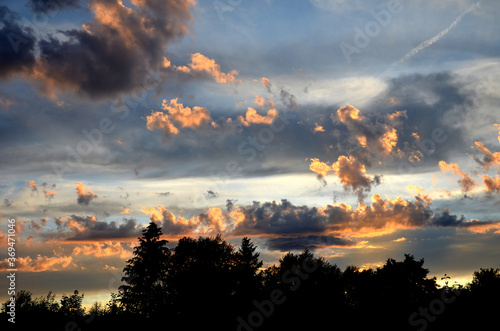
(119, 221, 171, 317)
(2, 231, 500, 330)
(235, 237, 263, 300)
(168, 234, 241, 328)
(60, 290, 84, 318)
(368, 254, 437, 328)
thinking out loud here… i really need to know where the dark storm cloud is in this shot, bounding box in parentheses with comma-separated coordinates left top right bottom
(431, 208, 500, 231)
(370, 72, 472, 169)
(0, 6, 36, 78)
(1, 0, 196, 99)
(431, 208, 467, 227)
(233, 200, 327, 236)
(59, 215, 141, 241)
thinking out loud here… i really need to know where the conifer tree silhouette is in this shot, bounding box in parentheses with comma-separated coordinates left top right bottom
(119, 222, 171, 317)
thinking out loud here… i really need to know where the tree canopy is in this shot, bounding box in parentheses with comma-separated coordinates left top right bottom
(2, 222, 498, 330)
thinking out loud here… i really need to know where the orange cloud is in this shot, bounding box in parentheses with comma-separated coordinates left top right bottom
(76, 182, 98, 205)
(253, 95, 275, 108)
(121, 207, 132, 214)
(228, 195, 435, 242)
(65, 216, 97, 234)
(261, 77, 272, 92)
(90, 1, 134, 44)
(393, 237, 407, 242)
(337, 104, 363, 123)
(53, 216, 139, 241)
(379, 127, 398, 154)
(0, 230, 6, 247)
(135, 197, 500, 250)
(387, 110, 406, 122)
(331, 155, 379, 198)
(146, 98, 213, 137)
(104, 264, 118, 271)
(478, 174, 500, 193)
(0, 255, 74, 272)
(162, 98, 211, 128)
(236, 100, 247, 108)
(309, 155, 380, 199)
(313, 123, 325, 133)
(43, 190, 56, 199)
(146, 111, 179, 137)
(26, 0, 196, 99)
(472, 141, 500, 169)
(254, 95, 265, 106)
(27, 180, 38, 192)
(142, 206, 201, 235)
(335, 105, 404, 156)
(439, 161, 477, 192)
(72, 242, 131, 258)
(407, 185, 433, 204)
(462, 219, 500, 234)
(357, 135, 367, 147)
(239, 107, 278, 126)
(309, 158, 333, 178)
(13, 220, 26, 236)
(179, 53, 240, 85)
(328, 194, 433, 238)
(495, 124, 500, 143)
(198, 208, 229, 233)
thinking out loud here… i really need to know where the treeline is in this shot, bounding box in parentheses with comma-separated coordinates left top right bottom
(2, 222, 499, 330)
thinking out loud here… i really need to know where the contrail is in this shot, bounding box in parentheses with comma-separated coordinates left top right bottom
(392, 2, 480, 68)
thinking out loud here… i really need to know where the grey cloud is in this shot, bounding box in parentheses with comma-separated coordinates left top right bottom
(372, 72, 471, 166)
(226, 199, 236, 212)
(431, 208, 500, 231)
(3, 0, 195, 99)
(26, 0, 81, 13)
(0, 6, 36, 78)
(233, 200, 327, 236)
(279, 88, 299, 109)
(61, 215, 141, 240)
(205, 190, 219, 199)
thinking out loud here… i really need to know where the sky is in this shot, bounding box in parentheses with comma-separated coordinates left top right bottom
(1, 0, 500, 307)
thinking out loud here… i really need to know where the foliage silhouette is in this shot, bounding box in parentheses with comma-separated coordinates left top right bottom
(60, 290, 84, 318)
(119, 221, 171, 317)
(1, 222, 499, 330)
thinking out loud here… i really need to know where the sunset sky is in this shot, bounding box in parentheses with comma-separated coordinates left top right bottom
(1, 0, 500, 307)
